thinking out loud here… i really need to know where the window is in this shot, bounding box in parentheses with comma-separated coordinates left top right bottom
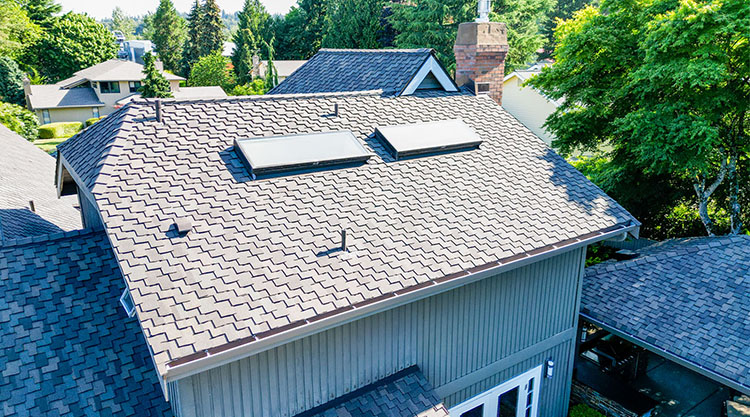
(92, 107, 100, 118)
(476, 82, 491, 94)
(450, 366, 542, 417)
(100, 81, 121, 94)
(129, 81, 142, 93)
(42, 109, 50, 124)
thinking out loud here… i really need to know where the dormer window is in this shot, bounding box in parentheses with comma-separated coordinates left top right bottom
(100, 81, 121, 94)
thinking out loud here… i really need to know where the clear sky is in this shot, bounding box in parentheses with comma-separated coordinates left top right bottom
(58, 0, 296, 19)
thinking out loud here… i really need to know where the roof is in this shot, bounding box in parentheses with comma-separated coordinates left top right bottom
(172, 86, 227, 99)
(297, 366, 449, 417)
(581, 235, 750, 394)
(57, 59, 183, 88)
(0, 229, 171, 416)
(56, 90, 637, 378)
(0, 124, 81, 241)
(269, 49, 435, 95)
(261, 60, 307, 78)
(26, 85, 104, 110)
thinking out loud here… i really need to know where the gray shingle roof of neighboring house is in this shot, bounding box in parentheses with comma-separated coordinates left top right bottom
(268, 49, 438, 95)
(115, 87, 228, 107)
(0, 229, 171, 416)
(581, 235, 750, 394)
(57, 59, 183, 88)
(26, 84, 105, 110)
(56, 89, 637, 377)
(298, 366, 449, 417)
(0, 124, 81, 241)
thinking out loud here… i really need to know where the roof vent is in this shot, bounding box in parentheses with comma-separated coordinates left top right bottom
(234, 131, 372, 177)
(375, 119, 482, 160)
(175, 218, 192, 235)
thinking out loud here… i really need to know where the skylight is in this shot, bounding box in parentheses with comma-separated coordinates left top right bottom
(374, 119, 482, 160)
(234, 131, 373, 177)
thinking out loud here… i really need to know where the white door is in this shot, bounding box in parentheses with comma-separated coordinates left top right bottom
(449, 365, 543, 417)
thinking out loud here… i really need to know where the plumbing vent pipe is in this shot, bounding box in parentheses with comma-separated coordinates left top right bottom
(334, 103, 339, 117)
(340, 227, 347, 251)
(155, 99, 162, 123)
(28, 200, 35, 213)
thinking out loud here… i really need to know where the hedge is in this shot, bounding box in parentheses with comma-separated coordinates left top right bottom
(569, 404, 605, 417)
(0, 102, 38, 140)
(85, 116, 104, 127)
(38, 121, 83, 139)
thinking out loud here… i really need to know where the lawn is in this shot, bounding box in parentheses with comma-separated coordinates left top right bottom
(33, 137, 69, 154)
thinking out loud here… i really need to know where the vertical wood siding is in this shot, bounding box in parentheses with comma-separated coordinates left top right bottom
(175, 247, 585, 417)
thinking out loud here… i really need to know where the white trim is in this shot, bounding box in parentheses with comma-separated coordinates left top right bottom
(449, 365, 543, 417)
(402, 56, 458, 95)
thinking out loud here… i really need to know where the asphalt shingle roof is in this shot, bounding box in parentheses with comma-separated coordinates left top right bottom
(57, 59, 183, 88)
(0, 124, 81, 241)
(298, 366, 449, 417)
(26, 85, 104, 110)
(0, 229, 171, 416)
(581, 235, 750, 393)
(57, 90, 637, 376)
(268, 49, 433, 95)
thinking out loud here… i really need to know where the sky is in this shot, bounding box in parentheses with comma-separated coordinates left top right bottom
(58, 0, 296, 20)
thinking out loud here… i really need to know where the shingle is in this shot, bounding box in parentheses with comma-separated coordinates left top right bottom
(268, 49, 433, 95)
(0, 124, 82, 241)
(582, 236, 750, 392)
(57, 89, 637, 376)
(0, 230, 171, 417)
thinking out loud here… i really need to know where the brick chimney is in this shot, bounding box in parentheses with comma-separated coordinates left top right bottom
(453, 21, 509, 105)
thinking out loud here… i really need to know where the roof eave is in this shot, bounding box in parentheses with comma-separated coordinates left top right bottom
(161, 220, 639, 383)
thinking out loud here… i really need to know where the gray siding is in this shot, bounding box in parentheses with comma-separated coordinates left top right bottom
(174, 247, 586, 417)
(77, 192, 103, 230)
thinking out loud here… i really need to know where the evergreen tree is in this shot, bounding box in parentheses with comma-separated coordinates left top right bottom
(232, 0, 270, 84)
(323, 0, 384, 49)
(151, 0, 187, 73)
(0, 56, 26, 106)
(140, 52, 172, 98)
(181, 0, 203, 77)
(18, 0, 61, 27)
(199, 0, 225, 57)
(263, 39, 278, 89)
(110, 7, 136, 39)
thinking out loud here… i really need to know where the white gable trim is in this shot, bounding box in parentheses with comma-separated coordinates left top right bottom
(401, 56, 458, 95)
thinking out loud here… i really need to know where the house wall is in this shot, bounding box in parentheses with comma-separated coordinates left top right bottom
(93, 81, 136, 115)
(37, 107, 101, 124)
(171, 247, 587, 417)
(502, 77, 558, 146)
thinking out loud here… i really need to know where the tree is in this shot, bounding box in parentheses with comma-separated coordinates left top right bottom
(110, 7, 136, 39)
(528, 0, 750, 236)
(151, 0, 187, 73)
(389, 0, 552, 72)
(200, 0, 226, 57)
(297, 0, 328, 58)
(322, 0, 384, 49)
(541, 0, 597, 54)
(232, 0, 271, 84)
(272, 0, 328, 60)
(0, 56, 26, 106)
(0, 102, 38, 140)
(17, 0, 61, 27)
(140, 52, 172, 98)
(32, 13, 117, 82)
(181, 0, 203, 77)
(0, 0, 41, 60)
(189, 53, 234, 92)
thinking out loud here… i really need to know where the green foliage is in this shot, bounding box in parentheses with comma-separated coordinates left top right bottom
(569, 404, 605, 417)
(33, 12, 117, 82)
(322, 0, 385, 49)
(181, 0, 203, 77)
(232, 0, 271, 84)
(17, 0, 61, 26)
(189, 53, 234, 92)
(541, 0, 597, 55)
(151, 0, 187, 73)
(141, 52, 173, 98)
(529, 0, 750, 236)
(200, 0, 226, 57)
(109, 7, 136, 39)
(85, 116, 104, 126)
(37, 121, 82, 139)
(0, 0, 41, 60)
(0, 102, 37, 140)
(230, 79, 267, 95)
(585, 243, 617, 267)
(0, 56, 26, 106)
(273, 0, 328, 60)
(389, 0, 552, 72)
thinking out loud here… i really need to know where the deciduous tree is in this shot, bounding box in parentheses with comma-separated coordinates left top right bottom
(110, 7, 136, 39)
(17, 0, 61, 27)
(189, 53, 234, 92)
(0, 0, 40, 60)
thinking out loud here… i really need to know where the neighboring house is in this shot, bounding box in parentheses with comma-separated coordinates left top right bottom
(119, 39, 155, 64)
(258, 60, 307, 83)
(44, 19, 639, 417)
(502, 65, 561, 146)
(24, 60, 225, 124)
(581, 236, 750, 395)
(0, 123, 81, 241)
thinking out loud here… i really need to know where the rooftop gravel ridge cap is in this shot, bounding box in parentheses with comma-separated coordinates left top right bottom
(0, 228, 99, 249)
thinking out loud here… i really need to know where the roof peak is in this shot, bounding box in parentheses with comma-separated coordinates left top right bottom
(317, 48, 432, 54)
(0, 228, 99, 249)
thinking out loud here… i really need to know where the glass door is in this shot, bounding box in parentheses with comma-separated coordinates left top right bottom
(449, 365, 542, 417)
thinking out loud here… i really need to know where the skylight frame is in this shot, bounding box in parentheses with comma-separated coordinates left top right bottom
(374, 119, 483, 160)
(234, 130, 374, 177)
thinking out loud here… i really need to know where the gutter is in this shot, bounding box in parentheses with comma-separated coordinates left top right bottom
(581, 313, 750, 396)
(162, 220, 640, 382)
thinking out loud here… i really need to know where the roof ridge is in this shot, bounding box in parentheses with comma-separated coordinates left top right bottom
(134, 89, 388, 106)
(0, 228, 100, 249)
(317, 48, 432, 54)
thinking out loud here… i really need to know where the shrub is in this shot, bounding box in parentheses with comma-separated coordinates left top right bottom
(0, 56, 26, 105)
(38, 121, 83, 139)
(569, 404, 605, 417)
(230, 79, 267, 96)
(85, 116, 104, 127)
(0, 102, 37, 140)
